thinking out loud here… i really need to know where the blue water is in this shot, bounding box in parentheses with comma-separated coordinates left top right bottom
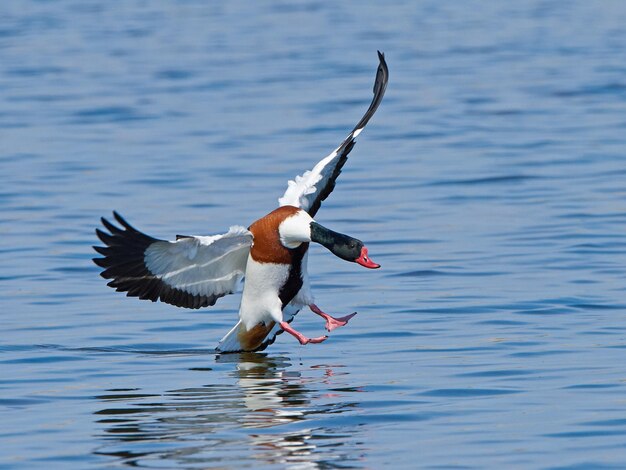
(2, 1, 626, 468)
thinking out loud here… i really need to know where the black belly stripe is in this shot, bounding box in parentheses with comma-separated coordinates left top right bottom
(278, 243, 308, 309)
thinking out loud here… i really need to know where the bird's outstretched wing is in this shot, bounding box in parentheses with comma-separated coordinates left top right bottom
(278, 51, 389, 217)
(93, 212, 253, 309)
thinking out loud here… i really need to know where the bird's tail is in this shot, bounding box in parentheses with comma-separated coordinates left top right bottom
(216, 306, 301, 353)
(216, 320, 244, 352)
(216, 320, 280, 353)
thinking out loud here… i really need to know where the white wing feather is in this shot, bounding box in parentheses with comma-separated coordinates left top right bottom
(144, 226, 252, 298)
(278, 146, 344, 212)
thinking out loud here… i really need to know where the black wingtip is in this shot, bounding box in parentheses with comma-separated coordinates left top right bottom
(92, 245, 109, 256)
(374, 51, 388, 94)
(92, 257, 108, 268)
(112, 211, 136, 232)
(95, 228, 114, 245)
(349, 50, 389, 135)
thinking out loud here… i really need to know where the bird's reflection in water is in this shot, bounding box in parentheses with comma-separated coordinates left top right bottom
(226, 353, 307, 427)
(93, 353, 364, 468)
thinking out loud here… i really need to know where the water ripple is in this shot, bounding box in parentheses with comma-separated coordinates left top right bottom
(3, 1, 626, 468)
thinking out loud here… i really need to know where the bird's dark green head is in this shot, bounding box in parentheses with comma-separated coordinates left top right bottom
(310, 222, 380, 269)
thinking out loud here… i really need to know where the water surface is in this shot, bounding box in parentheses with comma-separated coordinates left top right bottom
(2, 1, 626, 468)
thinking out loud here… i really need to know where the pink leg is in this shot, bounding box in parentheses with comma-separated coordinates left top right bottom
(280, 321, 327, 345)
(309, 304, 357, 332)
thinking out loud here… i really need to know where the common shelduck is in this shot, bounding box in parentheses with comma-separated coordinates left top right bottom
(93, 51, 388, 353)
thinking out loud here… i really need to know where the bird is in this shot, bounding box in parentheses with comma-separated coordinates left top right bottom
(93, 51, 388, 353)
